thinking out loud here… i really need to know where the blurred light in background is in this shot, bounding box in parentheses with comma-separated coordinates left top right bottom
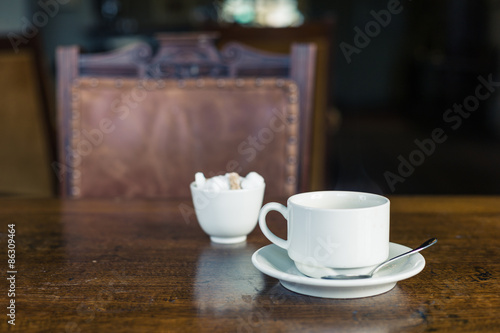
(220, 0, 303, 27)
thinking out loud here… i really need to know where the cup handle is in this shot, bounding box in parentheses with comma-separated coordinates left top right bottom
(258, 202, 289, 249)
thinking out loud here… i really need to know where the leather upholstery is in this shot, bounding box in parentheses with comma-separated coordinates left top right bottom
(69, 77, 299, 198)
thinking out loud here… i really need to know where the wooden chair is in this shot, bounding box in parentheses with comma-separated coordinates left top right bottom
(56, 33, 316, 199)
(0, 37, 56, 197)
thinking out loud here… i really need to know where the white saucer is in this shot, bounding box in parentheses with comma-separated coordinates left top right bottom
(251, 242, 426, 299)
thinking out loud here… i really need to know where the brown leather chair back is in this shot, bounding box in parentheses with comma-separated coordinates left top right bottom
(68, 77, 298, 198)
(56, 33, 316, 199)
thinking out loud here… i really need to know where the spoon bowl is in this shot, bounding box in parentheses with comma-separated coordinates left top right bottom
(321, 238, 437, 280)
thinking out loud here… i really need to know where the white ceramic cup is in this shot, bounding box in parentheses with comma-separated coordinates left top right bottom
(190, 182, 265, 244)
(258, 191, 390, 278)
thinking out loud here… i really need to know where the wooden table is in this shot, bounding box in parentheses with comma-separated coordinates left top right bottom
(1, 196, 499, 332)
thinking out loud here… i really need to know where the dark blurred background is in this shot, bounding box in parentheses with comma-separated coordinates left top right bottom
(1, 0, 500, 196)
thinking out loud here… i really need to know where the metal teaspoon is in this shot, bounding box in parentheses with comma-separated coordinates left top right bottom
(321, 238, 438, 280)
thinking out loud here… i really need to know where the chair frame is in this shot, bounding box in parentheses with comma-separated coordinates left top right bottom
(56, 33, 316, 197)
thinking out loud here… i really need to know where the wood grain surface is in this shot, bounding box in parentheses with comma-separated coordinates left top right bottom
(0, 196, 499, 332)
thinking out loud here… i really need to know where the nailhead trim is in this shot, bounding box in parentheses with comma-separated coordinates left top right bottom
(70, 77, 300, 197)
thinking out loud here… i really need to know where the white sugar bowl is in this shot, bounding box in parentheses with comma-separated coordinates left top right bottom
(190, 182, 265, 244)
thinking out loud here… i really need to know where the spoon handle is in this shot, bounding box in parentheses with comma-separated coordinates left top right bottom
(371, 238, 438, 275)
